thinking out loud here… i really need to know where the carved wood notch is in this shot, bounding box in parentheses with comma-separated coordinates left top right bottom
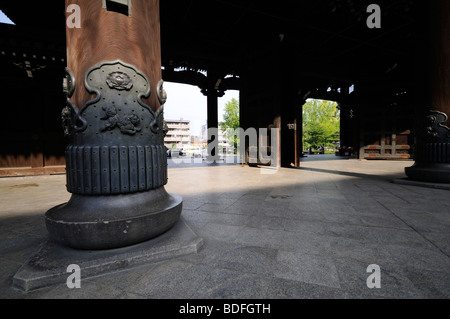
(102, 0, 132, 16)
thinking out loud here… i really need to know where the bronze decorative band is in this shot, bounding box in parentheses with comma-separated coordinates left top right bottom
(417, 143, 450, 163)
(66, 145, 167, 195)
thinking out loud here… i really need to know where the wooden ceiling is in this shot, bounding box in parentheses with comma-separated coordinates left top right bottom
(0, 0, 421, 90)
(160, 0, 419, 89)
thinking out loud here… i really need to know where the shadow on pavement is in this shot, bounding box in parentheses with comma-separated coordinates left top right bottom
(300, 154, 352, 162)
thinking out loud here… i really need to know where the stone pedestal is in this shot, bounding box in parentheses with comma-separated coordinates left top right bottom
(14, 218, 202, 292)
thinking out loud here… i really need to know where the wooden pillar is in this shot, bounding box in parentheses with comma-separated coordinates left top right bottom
(294, 118, 300, 167)
(201, 71, 224, 160)
(278, 38, 298, 168)
(207, 94, 219, 129)
(296, 98, 307, 165)
(67, 0, 162, 111)
(45, 0, 182, 250)
(405, 0, 450, 183)
(207, 92, 219, 158)
(430, 1, 450, 114)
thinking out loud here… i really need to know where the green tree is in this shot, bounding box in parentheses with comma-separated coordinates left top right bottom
(303, 99, 340, 152)
(219, 98, 240, 151)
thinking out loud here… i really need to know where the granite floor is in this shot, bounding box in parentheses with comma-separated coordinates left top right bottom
(0, 156, 449, 299)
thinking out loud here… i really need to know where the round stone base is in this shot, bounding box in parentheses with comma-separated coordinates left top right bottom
(405, 162, 450, 183)
(45, 187, 182, 250)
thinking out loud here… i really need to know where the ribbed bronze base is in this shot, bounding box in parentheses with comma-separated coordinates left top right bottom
(405, 162, 450, 183)
(45, 187, 182, 250)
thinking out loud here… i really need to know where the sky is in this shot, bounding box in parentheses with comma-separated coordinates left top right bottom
(163, 82, 239, 137)
(0, 10, 14, 25)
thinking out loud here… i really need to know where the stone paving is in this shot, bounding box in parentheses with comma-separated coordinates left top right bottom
(0, 156, 449, 299)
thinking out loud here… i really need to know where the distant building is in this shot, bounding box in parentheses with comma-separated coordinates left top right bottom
(201, 122, 232, 152)
(164, 119, 191, 149)
(191, 136, 204, 147)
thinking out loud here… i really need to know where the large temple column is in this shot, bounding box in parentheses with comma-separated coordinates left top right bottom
(45, 0, 182, 249)
(405, 0, 450, 183)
